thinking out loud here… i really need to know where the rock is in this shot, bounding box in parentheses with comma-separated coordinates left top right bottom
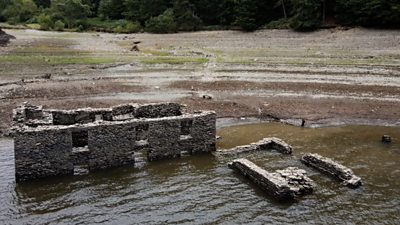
(131, 45, 139, 51)
(202, 94, 213, 100)
(0, 28, 15, 47)
(301, 153, 362, 188)
(382, 135, 391, 143)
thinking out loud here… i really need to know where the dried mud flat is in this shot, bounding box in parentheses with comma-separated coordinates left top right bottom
(1, 28, 400, 134)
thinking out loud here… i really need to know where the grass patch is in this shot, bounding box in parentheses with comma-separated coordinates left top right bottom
(0, 55, 129, 65)
(25, 23, 41, 29)
(141, 57, 209, 64)
(140, 49, 172, 56)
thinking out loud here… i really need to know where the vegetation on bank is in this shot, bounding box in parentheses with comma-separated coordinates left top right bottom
(0, 0, 399, 33)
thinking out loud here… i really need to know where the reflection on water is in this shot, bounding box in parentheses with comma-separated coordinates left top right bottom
(1, 123, 400, 224)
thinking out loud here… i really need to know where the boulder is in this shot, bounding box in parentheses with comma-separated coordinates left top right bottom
(0, 29, 15, 47)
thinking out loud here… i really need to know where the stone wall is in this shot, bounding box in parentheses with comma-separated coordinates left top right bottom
(301, 153, 362, 188)
(216, 137, 293, 155)
(13, 102, 184, 127)
(11, 103, 216, 182)
(229, 158, 314, 202)
(14, 128, 74, 182)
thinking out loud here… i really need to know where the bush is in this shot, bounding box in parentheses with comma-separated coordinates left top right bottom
(125, 21, 142, 33)
(37, 13, 53, 30)
(172, 0, 203, 31)
(112, 21, 142, 33)
(54, 20, 65, 31)
(145, 9, 177, 33)
(112, 25, 125, 33)
(84, 18, 142, 33)
(2, 0, 38, 23)
(264, 18, 291, 29)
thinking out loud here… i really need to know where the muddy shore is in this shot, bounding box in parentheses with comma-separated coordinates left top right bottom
(0, 28, 399, 135)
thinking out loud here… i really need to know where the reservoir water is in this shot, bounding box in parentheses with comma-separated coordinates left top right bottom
(1, 123, 399, 224)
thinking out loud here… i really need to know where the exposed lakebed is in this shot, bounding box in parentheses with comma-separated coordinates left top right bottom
(1, 122, 399, 224)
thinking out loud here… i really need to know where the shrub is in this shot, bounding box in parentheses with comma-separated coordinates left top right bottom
(37, 13, 53, 30)
(264, 18, 291, 29)
(54, 20, 65, 31)
(2, 0, 38, 23)
(125, 21, 142, 33)
(145, 9, 177, 33)
(112, 25, 125, 33)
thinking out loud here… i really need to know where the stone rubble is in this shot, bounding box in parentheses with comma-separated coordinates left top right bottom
(301, 153, 362, 188)
(216, 137, 293, 155)
(229, 158, 314, 202)
(274, 167, 314, 195)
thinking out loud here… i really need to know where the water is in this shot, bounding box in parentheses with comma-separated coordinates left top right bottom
(1, 123, 399, 224)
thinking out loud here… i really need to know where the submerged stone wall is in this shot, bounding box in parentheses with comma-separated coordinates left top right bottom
(216, 137, 293, 155)
(229, 158, 314, 202)
(301, 153, 362, 188)
(11, 103, 216, 182)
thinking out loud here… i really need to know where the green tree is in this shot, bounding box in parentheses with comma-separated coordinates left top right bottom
(275, 0, 288, 18)
(335, 0, 400, 27)
(37, 12, 53, 30)
(173, 0, 202, 31)
(33, 0, 50, 8)
(98, 0, 125, 19)
(2, 0, 38, 23)
(145, 8, 177, 33)
(50, 0, 91, 28)
(124, 0, 170, 25)
(289, 0, 323, 30)
(83, 0, 102, 15)
(234, 0, 258, 31)
(0, 0, 11, 21)
(190, 0, 235, 26)
(235, 0, 281, 31)
(234, 0, 277, 31)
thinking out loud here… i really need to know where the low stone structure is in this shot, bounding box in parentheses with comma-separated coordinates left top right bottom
(300, 153, 362, 188)
(274, 167, 314, 195)
(11, 102, 216, 182)
(229, 158, 314, 201)
(216, 137, 293, 155)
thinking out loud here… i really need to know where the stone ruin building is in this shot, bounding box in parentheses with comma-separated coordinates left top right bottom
(11, 102, 216, 182)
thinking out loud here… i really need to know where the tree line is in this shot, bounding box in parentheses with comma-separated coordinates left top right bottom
(0, 0, 399, 33)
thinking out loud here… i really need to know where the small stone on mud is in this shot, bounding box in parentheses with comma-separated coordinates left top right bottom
(382, 135, 392, 143)
(202, 94, 213, 100)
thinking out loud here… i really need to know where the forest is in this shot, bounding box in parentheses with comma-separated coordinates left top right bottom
(0, 0, 399, 33)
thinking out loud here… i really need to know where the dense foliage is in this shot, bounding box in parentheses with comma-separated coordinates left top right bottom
(0, 0, 399, 33)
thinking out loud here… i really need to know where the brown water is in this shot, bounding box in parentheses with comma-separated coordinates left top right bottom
(1, 123, 399, 224)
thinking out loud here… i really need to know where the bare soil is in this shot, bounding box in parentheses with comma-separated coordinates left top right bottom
(1, 28, 400, 135)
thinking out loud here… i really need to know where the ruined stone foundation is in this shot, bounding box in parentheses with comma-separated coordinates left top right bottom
(301, 153, 362, 188)
(216, 137, 293, 155)
(229, 158, 314, 201)
(11, 102, 216, 182)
